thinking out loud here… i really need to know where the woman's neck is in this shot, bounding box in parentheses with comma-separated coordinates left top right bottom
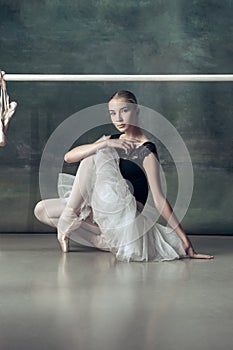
(123, 126, 144, 141)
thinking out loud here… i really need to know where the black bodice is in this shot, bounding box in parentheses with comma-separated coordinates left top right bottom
(110, 134, 158, 205)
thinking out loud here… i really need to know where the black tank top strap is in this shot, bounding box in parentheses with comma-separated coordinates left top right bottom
(142, 141, 157, 155)
(138, 141, 159, 162)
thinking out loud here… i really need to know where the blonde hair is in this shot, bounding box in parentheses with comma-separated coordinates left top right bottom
(108, 90, 138, 104)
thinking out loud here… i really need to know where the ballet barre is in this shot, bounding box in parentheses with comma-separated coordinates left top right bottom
(4, 74, 233, 82)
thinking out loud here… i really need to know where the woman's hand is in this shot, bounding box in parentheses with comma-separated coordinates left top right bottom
(106, 138, 138, 155)
(182, 240, 214, 259)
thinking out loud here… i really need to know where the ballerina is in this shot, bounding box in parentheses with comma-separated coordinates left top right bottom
(0, 70, 17, 147)
(34, 90, 214, 262)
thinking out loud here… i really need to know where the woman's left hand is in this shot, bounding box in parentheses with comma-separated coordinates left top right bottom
(183, 240, 214, 259)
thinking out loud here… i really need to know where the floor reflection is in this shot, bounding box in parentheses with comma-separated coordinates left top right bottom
(56, 251, 192, 349)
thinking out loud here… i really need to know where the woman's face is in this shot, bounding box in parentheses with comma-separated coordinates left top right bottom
(108, 98, 139, 132)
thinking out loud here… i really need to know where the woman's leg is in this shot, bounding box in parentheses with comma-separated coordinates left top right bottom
(57, 154, 112, 252)
(34, 198, 66, 228)
(34, 198, 105, 248)
(57, 155, 96, 240)
(67, 155, 95, 212)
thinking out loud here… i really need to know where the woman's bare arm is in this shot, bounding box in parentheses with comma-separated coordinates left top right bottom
(143, 153, 189, 243)
(64, 135, 137, 163)
(143, 153, 214, 259)
(64, 135, 110, 163)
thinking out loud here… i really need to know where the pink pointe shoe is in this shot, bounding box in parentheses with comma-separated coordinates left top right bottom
(0, 119, 6, 146)
(3, 101, 17, 130)
(57, 207, 82, 253)
(58, 236, 70, 253)
(0, 70, 17, 146)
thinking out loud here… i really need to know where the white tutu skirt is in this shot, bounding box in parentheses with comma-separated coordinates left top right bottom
(58, 148, 187, 262)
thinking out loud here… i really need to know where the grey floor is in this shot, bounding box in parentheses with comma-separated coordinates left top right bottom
(0, 234, 232, 350)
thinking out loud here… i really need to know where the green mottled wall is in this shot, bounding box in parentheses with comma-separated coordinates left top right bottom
(0, 0, 232, 234)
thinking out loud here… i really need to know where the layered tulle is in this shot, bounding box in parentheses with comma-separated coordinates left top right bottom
(58, 148, 186, 262)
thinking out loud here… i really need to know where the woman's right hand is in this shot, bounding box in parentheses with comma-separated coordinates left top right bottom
(105, 138, 138, 155)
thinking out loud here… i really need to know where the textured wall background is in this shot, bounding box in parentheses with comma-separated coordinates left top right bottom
(0, 0, 232, 234)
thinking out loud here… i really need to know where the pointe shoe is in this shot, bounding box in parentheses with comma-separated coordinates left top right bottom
(0, 101, 17, 146)
(58, 236, 69, 253)
(0, 119, 5, 147)
(57, 207, 82, 253)
(3, 101, 17, 130)
(0, 69, 17, 147)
